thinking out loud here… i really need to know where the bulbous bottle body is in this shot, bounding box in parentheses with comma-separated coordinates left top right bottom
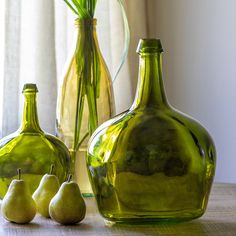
(0, 84, 70, 199)
(87, 39, 216, 222)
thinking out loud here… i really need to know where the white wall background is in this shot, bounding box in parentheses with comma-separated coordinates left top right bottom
(148, 0, 236, 183)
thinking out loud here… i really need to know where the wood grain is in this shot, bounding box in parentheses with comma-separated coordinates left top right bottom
(0, 183, 236, 236)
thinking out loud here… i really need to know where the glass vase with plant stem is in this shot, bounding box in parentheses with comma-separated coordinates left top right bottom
(56, 0, 129, 196)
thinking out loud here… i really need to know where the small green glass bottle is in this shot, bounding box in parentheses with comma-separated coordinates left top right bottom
(0, 84, 70, 199)
(87, 39, 216, 223)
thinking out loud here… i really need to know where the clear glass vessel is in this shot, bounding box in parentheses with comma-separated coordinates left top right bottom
(0, 84, 70, 199)
(56, 19, 115, 195)
(87, 39, 216, 223)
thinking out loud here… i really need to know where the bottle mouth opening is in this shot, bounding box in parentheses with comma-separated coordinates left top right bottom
(22, 83, 38, 93)
(137, 39, 163, 54)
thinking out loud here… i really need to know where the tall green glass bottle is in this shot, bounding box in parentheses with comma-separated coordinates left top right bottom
(0, 84, 70, 199)
(87, 39, 216, 223)
(56, 19, 115, 195)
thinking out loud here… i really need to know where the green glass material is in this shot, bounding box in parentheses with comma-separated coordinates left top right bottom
(58, 0, 129, 195)
(87, 39, 216, 223)
(56, 19, 115, 194)
(0, 84, 70, 199)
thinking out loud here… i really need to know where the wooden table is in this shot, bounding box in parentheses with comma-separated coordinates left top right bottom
(0, 183, 236, 236)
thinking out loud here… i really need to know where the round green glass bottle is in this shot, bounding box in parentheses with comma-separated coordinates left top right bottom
(0, 84, 70, 199)
(87, 39, 216, 223)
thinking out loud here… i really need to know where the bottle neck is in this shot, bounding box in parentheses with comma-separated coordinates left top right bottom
(76, 18, 99, 46)
(131, 52, 169, 110)
(20, 92, 43, 133)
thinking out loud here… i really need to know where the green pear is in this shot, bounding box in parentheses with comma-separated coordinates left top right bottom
(1, 169, 36, 224)
(32, 165, 60, 218)
(49, 175, 86, 225)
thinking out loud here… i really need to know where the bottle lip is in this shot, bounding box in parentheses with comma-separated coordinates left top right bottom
(137, 39, 163, 54)
(75, 18, 97, 27)
(22, 83, 38, 93)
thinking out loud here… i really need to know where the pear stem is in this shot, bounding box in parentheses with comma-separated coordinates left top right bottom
(17, 168, 21, 180)
(67, 174, 72, 182)
(50, 164, 55, 174)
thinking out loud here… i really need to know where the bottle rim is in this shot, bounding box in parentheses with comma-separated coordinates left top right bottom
(22, 83, 38, 93)
(137, 39, 163, 54)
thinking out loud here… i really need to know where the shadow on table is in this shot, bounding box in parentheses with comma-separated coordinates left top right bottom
(1, 221, 41, 230)
(0, 215, 93, 233)
(104, 219, 236, 235)
(55, 222, 93, 230)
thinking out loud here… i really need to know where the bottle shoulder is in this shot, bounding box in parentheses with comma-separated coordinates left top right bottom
(0, 131, 70, 158)
(88, 106, 216, 159)
(91, 106, 213, 139)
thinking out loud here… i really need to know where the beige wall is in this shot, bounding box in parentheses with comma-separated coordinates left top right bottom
(126, 0, 236, 182)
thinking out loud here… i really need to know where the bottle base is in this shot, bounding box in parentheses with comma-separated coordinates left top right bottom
(100, 208, 205, 224)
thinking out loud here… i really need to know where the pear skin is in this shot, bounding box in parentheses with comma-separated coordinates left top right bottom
(1, 179, 36, 224)
(32, 174, 60, 217)
(49, 180, 86, 225)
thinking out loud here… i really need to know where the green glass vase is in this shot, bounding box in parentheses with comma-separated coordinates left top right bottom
(0, 84, 70, 199)
(56, 19, 115, 195)
(87, 39, 216, 223)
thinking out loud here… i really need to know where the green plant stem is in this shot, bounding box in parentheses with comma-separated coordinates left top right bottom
(63, 0, 79, 15)
(73, 20, 100, 153)
(67, 174, 73, 182)
(17, 168, 21, 180)
(63, 0, 128, 154)
(50, 164, 54, 174)
(76, 132, 89, 151)
(63, 0, 97, 19)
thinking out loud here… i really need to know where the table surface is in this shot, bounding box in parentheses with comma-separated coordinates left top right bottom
(0, 183, 236, 236)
